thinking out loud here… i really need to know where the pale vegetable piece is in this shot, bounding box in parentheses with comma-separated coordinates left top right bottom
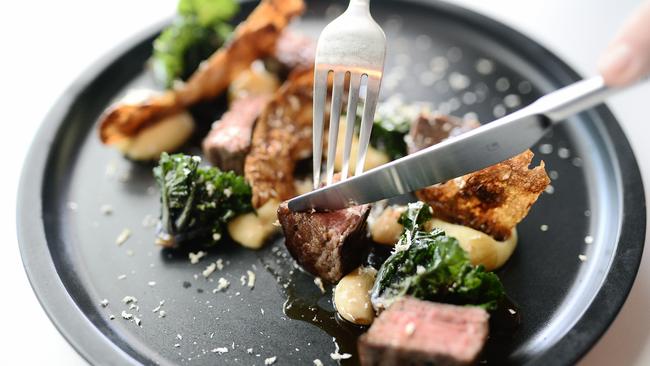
(334, 118, 390, 175)
(115, 111, 195, 161)
(334, 266, 377, 325)
(228, 199, 280, 249)
(228, 61, 280, 101)
(425, 219, 518, 271)
(369, 206, 406, 245)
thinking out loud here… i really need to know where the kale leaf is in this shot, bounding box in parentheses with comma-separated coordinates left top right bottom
(371, 202, 506, 311)
(151, 0, 239, 88)
(370, 113, 411, 160)
(153, 153, 252, 248)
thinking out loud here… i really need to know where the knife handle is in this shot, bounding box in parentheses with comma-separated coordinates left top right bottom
(531, 76, 615, 122)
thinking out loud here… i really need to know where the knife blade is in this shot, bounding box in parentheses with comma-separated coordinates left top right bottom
(287, 76, 615, 212)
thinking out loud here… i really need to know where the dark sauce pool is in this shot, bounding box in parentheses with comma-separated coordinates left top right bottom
(257, 238, 520, 365)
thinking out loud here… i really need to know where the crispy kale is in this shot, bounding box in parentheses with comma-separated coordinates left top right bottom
(151, 0, 239, 88)
(154, 153, 252, 248)
(371, 202, 506, 311)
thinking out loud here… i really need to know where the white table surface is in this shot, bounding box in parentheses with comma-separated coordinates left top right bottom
(1, 0, 648, 365)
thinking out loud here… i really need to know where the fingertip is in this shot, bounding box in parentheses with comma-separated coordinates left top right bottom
(598, 43, 633, 87)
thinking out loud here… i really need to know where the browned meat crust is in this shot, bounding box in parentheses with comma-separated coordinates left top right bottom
(278, 201, 370, 283)
(98, 0, 305, 145)
(201, 96, 269, 174)
(358, 297, 489, 366)
(244, 69, 314, 208)
(417, 150, 550, 241)
(407, 113, 480, 154)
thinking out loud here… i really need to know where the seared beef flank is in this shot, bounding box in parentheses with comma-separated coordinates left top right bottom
(407, 113, 480, 154)
(358, 297, 489, 366)
(278, 202, 370, 283)
(202, 96, 269, 174)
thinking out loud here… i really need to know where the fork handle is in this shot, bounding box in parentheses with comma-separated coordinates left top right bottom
(348, 0, 370, 13)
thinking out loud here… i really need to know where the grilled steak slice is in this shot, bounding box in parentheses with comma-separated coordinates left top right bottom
(278, 202, 370, 283)
(202, 96, 269, 174)
(358, 297, 489, 366)
(406, 113, 480, 154)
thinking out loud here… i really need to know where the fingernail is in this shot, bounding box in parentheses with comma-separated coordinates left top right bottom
(599, 43, 633, 85)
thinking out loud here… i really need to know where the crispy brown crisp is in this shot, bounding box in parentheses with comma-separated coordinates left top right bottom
(99, 0, 305, 145)
(417, 150, 550, 241)
(244, 69, 315, 208)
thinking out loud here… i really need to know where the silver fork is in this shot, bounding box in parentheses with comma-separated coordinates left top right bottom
(312, 0, 386, 189)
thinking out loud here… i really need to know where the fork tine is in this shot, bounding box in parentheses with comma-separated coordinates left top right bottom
(312, 68, 329, 189)
(355, 75, 381, 176)
(341, 72, 362, 180)
(325, 71, 347, 186)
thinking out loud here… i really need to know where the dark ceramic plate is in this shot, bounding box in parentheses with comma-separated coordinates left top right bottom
(17, 0, 646, 365)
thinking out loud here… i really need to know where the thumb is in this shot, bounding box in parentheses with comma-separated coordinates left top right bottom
(599, 0, 650, 87)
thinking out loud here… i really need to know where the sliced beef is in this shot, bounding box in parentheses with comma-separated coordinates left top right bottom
(407, 113, 480, 154)
(278, 202, 370, 283)
(358, 297, 489, 366)
(201, 96, 269, 174)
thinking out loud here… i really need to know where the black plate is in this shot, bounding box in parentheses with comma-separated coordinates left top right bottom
(17, 1, 646, 365)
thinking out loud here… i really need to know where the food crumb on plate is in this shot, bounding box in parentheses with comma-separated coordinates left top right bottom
(211, 347, 228, 354)
(115, 228, 132, 246)
(247, 348, 253, 354)
(584, 235, 594, 244)
(100, 299, 109, 308)
(313, 360, 324, 366)
(189, 251, 207, 264)
(579, 254, 587, 262)
(314, 277, 326, 294)
(203, 263, 217, 278)
(148, 281, 157, 287)
(117, 274, 127, 280)
(158, 310, 167, 318)
(122, 296, 137, 304)
(213, 277, 230, 293)
(100, 204, 113, 215)
(540, 224, 548, 232)
(121, 311, 133, 320)
(264, 356, 277, 365)
(247, 270, 256, 288)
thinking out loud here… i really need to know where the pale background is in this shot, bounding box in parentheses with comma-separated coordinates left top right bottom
(1, 0, 648, 365)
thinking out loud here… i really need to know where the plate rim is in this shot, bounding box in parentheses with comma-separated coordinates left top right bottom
(16, 1, 646, 365)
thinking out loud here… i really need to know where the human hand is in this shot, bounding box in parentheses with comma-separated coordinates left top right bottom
(598, 0, 650, 87)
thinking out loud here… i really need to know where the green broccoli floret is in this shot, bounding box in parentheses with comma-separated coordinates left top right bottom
(153, 153, 252, 248)
(151, 0, 239, 88)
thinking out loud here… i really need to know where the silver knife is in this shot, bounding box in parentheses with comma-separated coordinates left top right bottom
(288, 76, 618, 212)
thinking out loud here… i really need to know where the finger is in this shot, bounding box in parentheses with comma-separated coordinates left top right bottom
(598, 0, 650, 87)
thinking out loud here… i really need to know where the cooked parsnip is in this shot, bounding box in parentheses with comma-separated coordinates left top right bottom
(334, 119, 390, 175)
(369, 206, 406, 245)
(334, 266, 377, 325)
(228, 199, 280, 250)
(228, 61, 280, 101)
(115, 111, 195, 161)
(425, 219, 517, 271)
(112, 88, 195, 161)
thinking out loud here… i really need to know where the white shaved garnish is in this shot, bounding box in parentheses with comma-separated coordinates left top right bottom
(215, 258, 224, 270)
(100, 204, 113, 215)
(100, 299, 109, 308)
(247, 270, 256, 288)
(405, 322, 416, 335)
(264, 356, 277, 365)
(189, 251, 207, 264)
(177, 334, 183, 340)
(121, 311, 133, 320)
(240, 275, 247, 286)
(158, 310, 167, 318)
(331, 337, 352, 360)
(247, 348, 253, 354)
(211, 347, 228, 354)
(213, 278, 230, 293)
(115, 228, 132, 246)
(203, 263, 217, 278)
(148, 281, 157, 287)
(122, 296, 137, 304)
(117, 274, 127, 280)
(152, 300, 165, 313)
(416, 265, 425, 275)
(313, 360, 324, 366)
(578, 254, 587, 262)
(134, 316, 142, 327)
(314, 277, 326, 294)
